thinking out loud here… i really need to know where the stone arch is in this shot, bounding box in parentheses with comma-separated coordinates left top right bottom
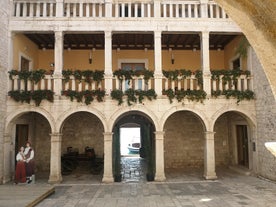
(56, 106, 108, 133)
(5, 107, 55, 134)
(109, 106, 160, 132)
(210, 106, 256, 131)
(160, 106, 209, 132)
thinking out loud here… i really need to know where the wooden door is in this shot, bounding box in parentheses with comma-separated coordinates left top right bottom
(15, 124, 29, 152)
(236, 125, 249, 168)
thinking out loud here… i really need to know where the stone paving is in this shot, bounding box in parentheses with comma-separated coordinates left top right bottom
(36, 157, 276, 207)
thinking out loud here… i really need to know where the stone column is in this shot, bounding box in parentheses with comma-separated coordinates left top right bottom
(102, 132, 114, 183)
(200, 0, 208, 18)
(155, 131, 166, 181)
(200, 31, 211, 95)
(154, 31, 163, 96)
(3, 134, 12, 183)
(48, 133, 62, 183)
(56, 0, 64, 17)
(204, 131, 217, 179)
(53, 31, 64, 96)
(104, 31, 113, 95)
(105, 0, 112, 18)
(154, 0, 161, 18)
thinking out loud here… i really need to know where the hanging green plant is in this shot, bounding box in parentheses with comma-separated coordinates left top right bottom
(73, 70, 83, 82)
(8, 70, 19, 79)
(8, 90, 54, 106)
(162, 70, 179, 81)
(113, 70, 133, 83)
(125, 88, 137, 106)
(62, 89, 105, 105)
(222, 89, 254, 103)
(136, 69, 154, 84)
(179, 69, 192, 79)
(82, 70, 94, 84)
(194, 70, 203, 87)
(30, 69, 46, 83)
(62, 70, 73, 82)
(162, 89, 175, 103)
(163, 89, 207, 103)
(235, 36, 250, 58)
(211, 69, 251, 86)
(31, 90, 54, 106)
(93, 70, 105, 86)
(111, 89, 124, 105)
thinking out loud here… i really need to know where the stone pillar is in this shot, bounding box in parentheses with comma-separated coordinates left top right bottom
(155, 131, 166, 181)
(48, 133, 62, 183)
(154, 31, 163, 96)
(154, 0, 161, 18)
(204, 131, 217, 179)
(8, 32, 14, 91)
(104, 31, 113, 94)
(200, 31, 211, 95)
(105, 0, 112, 18)
(200, 0, 208, 18)
(3, 134, 12, 183)
(56, 0, 64, 17)
(102, 132, 114, 183)
(53, 31, 64, 96)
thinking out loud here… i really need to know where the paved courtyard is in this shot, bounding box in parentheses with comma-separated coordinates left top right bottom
(36, 169, 276, 207)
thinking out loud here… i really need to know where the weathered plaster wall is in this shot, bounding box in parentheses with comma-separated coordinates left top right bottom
(0, 0, 9, 183)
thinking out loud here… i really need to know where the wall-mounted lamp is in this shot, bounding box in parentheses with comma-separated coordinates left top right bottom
(169, 48, 175, 64)
(89, 50, 92, 64)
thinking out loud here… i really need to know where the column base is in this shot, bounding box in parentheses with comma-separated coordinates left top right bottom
(154, 174, 166, 182)
(102, 175, 114, 183)
(48, 174, 63, 184)
(203, 173, 217, 180)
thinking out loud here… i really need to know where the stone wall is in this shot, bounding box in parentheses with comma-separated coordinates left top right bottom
(0, 0, 9, 183)
(62, 112, 104, 158)
(250, 48, 276, 180)
(164, 111, 205, 169)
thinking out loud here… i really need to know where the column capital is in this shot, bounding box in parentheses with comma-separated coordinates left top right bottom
(103, 132, 113, 141)
(201, 30, 210, 36)
(154, 30, 162, 38)
(55, 31, 64, 39)
(154, 131, 165, 139)
(105, 30, 112, 38)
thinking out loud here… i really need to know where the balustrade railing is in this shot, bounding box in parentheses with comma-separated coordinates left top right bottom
(211, 74, 251, 92)
(163, 75, 201, 91)
(8, 70, 253, 102)
(62, 76, 104, 91)
(9, 75, 53, 91)
(113, 76, 154, 91)
(12, 0, 228, 19)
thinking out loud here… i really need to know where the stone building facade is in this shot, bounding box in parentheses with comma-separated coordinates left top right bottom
(0, 0, 275, 184)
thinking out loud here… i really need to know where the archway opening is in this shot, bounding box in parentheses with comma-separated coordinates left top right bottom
(8, 112, 52, 183)
(164, 111, 206, 181)
(113, 111, 155, 182)
(214, 111, 254, 173)
(60, 112, 104, 183)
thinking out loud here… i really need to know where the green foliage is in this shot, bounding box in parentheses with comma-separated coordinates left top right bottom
(113, 69, 154, 84)
(8, 90, 54, 106)
(211, 89, 254, 103)
(163, 89, 207, 103)
(111, 89, 157, 106)
(235, 36, 250, 58)
(62, 69, 105, 84)
(211, 69, 251, 85)
(62, 89, 106, 105)
(111, 90, 124, 105)
(162, 69, 193, 81)
(9, 69, 46, 83)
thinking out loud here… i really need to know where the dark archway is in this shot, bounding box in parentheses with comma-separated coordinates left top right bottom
(112, 111, 156, 182)
(60, 111, 104, 182)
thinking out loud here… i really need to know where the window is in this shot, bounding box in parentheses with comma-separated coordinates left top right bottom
(122, 63, 145, 90)
(232, 58, 241, 70)
(20, 56, 30, 71)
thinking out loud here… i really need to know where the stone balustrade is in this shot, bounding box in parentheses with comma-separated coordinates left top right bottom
(8, 71, 253, 96)
(12, 0, 229, 19)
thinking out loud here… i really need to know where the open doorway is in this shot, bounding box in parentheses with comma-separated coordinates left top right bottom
(113, 112, 155, 183)
(120, 127, 141, 157)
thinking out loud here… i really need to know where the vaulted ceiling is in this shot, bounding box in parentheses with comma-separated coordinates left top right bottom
(24, 32, 238, 50)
